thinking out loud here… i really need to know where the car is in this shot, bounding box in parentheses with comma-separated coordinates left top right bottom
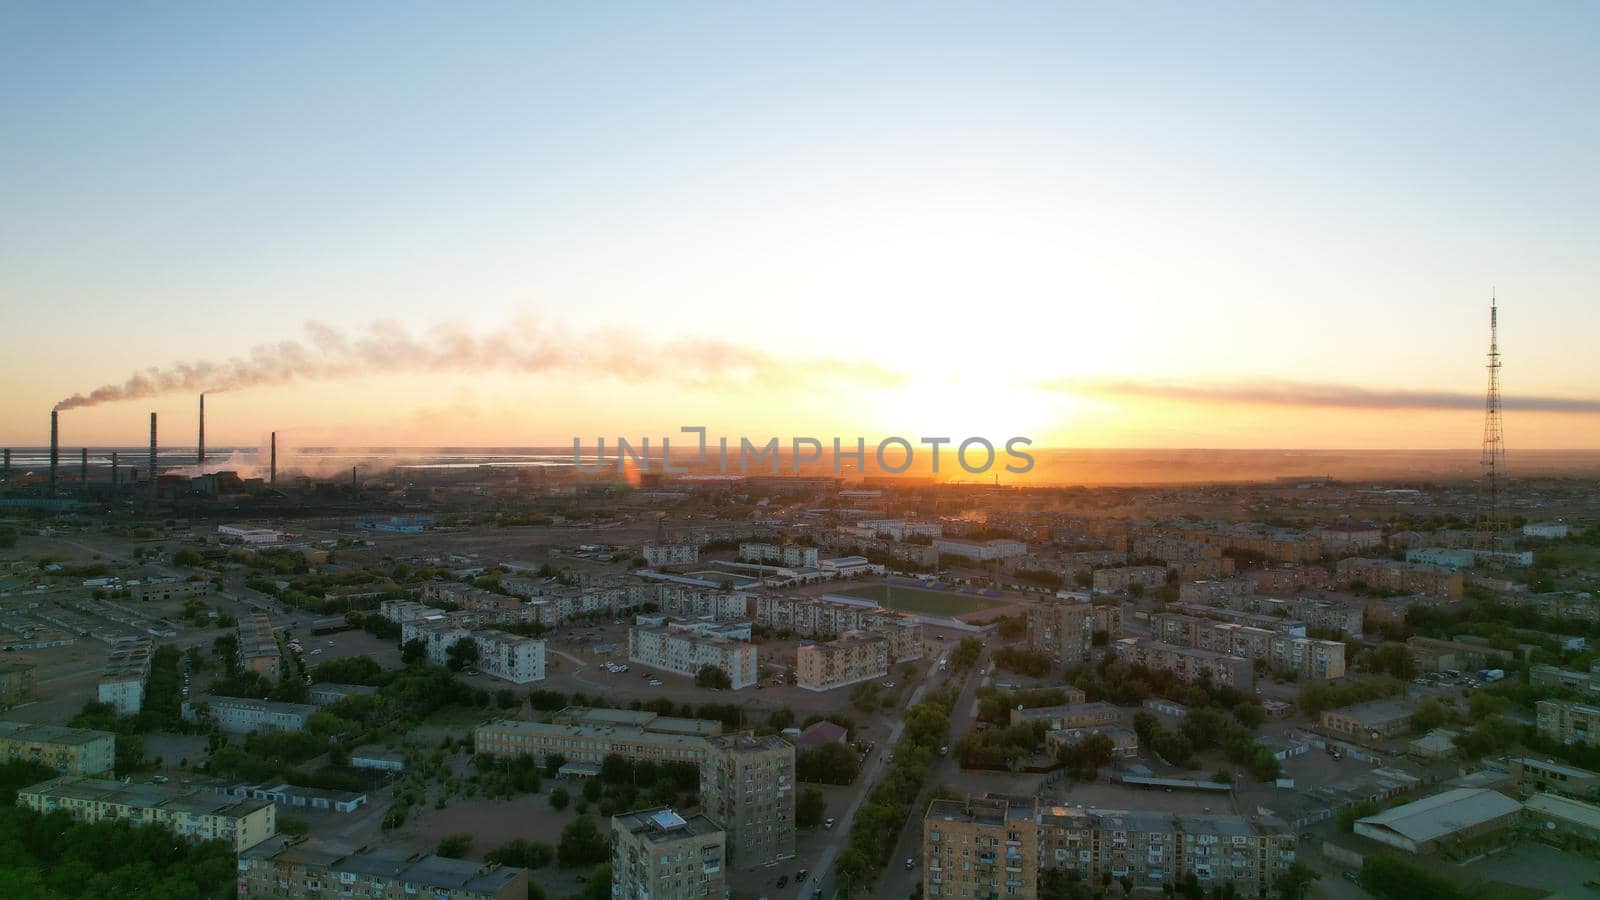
(326, 640, 334, 645)
(905, 857, 914, 870)
(978, 668, 986, 676)
(796, 869, 807, 881)
(777, 875, 788, 889)
(466, 669, 480, 676)
(310, 649, 322, 655)
(935, 635, 945, 640)
(824, 818, 835, 829)
(755, 684, 763, 690)
(1342, 871, 1359, 883)
(882, 682, 895, 688)
(938, 745, 948, 756)
(151, 775, 170, 784)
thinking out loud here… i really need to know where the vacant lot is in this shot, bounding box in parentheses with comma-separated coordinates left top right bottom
(831, 584, 1008, 617)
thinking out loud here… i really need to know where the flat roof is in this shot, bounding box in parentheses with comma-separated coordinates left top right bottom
(613, 806, 724, 843)
(1524, 793, 1600, 830)
(0, 721, 114, 746)
(1512, 757, 1597, 779)
(21, 775, 272, 818)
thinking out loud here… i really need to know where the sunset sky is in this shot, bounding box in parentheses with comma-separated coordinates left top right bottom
(3, 3, 1597, 449)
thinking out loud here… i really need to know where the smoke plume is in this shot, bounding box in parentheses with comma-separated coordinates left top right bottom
(55, 319, 903, 410)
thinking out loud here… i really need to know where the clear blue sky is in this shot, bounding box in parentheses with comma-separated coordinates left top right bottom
(2, 2, 1597, 447)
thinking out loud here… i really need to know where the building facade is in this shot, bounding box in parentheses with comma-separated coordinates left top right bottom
(0, 722, 115, 775)
(924, 795, 1040, 899)
(1116, 640, 1254, 688)
(629, 621, 758, 689)
(1539, 699, 1600, 747)
(238, 612, 281, 682)
(611, 808, 726, 900)
(237, 836, 527, 899)
(699, 733, 795, 870)
(20, 775, 276, 852)
(1029, 599, 1096, 667)
(795, 633, 889, 691)
(98, 636, 153, 715)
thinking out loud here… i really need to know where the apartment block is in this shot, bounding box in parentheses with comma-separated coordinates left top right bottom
(1148, 613, 1345, 680)
(1116, 639, 1253, 688)
(1178, 577, 1255, 605)
(1169, 524, 1322, 563)
(1092, 566, 1168, 595)
(753, 596, 923, 661)
(924, 795, 1040, 899)
(739, 543, 821, 568)
(1036, 802, 1298, 894)
(629, 620, 758, 689)
(474, 708, 722, 767)
(643, 542, 700, 567)
(1539, 699, 1600, 747)
(1531, 665, 1600, 695)
(20, 775, 275, 852)
(130, 579, 210, 603)
(238, 836, 527, 899)
(0, 722, 115, 775)
(1335, 558, 1463, 600)
(612, 808, 726, 900)
(1029, 598, 1095, 666)
(932, 537, 1028, 561)
(1406, 636, 1511, 673)
(657, 584, 750, 621)
(183, 695, 317, 734)
(796, 633, 888, 691)
(98, 636, 153, 715)
(699, 733, 795, 869)
(238, 612, 281, 682)
(1225, 594, 1364, 636)
(1254, 566, 1329, 594)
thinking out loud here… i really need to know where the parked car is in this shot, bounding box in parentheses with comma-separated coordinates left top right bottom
(904, 858, 914, 870)
(824, 818, 835, 829)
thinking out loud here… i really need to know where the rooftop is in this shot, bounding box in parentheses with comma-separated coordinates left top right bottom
(21, 775, 272, 819)
(0, 721, 115, 746)
(1524, 792, 1600, 830)
(1355, 788, 1521, 844)
(613, 806, 724, 844)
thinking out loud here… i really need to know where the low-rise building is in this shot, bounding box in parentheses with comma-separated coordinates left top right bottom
(795, 633, 888, 691)
(237, 612, 281, 682)
(1510, 757, 1600, 800)
(98, 637, 153, 715)
(237, 836, 527, 899)
(612, 808, 726, 900)
(1522, 793, 1600, 846)
(183, 695, 317, 734)
(1046, 725, 1138, 759)
(1538, 699, 1600, 747)
(1320, 697, 1417, 741)
(1523, 522, 1570, 539)
(307, 682, 379, 706)
(1009, 702, 1119, 730)
(1352, 788, 1521, 853)
(0, 660, 37, 706)
(1407, 636, 1512, 673)
(1530, 664, 1600, 695)
(932, 537, 1027, 562)
(475, 708, 722, 767)
(0, 721, 115, 775)
(20, 775, 276, 852)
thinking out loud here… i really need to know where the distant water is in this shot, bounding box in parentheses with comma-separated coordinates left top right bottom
(7, 446, 1600, 486)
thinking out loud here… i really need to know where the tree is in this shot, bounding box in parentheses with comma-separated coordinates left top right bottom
(1410, 698, 1451, 733)
(558, 815, 610, 868)
(796, 742, 861, 785)
(1274, 860, 1321, 900)
(797, 786, 827, 827)
(0, 526, 16, 549)
(694, 665, 731, 690)
(1361, 643, 1417, 680)
(486, 839, 554, 870)
(437, 833, 473, 858)
(1358, 854, 1464, 900)
(446, 637, 480, 672)
(549, 786, 570, 810)
(402, 638, 428, 665)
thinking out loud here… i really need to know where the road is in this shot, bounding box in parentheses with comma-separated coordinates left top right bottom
(807, 643, 990, 900)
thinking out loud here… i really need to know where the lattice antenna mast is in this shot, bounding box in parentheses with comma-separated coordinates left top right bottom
(1474, 293, 1508, 553)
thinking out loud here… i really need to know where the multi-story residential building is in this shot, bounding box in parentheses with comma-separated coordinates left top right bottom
(1531, 664, 1600, 695)
(1035, 802, 1298, 894)
(1320, 698, 1417, 741)
(1166, 603, 1308, 636)
(1539, 699, 1600, 747)
(1009, 702, 1119, 730)
(1224, 594, 1364, 636)
(739, 543, 821, 568)
(643, 542, 700, 567)
(657, 584, 750, 621)
(629, 620, 757, 689)
(1116, 640, 1253, 688)
(1148, 613, 1345, 680)
(306, 682, 378, 706)
(1335, 558, 1463, 600)
(699, 733, 795, 869)
(475, 708, 723, 767)
(0, 722, 115, 775)
(924, 795, 1040, 899)
(856, 519, 943, 541)
(378, 598, 435, 624)
(1092, 566, 1168, 595)
(1318, 523, 1384, 551)
(19, 775, 276, 852)
(421, 582, 526, 615)
(753, 596, 921, 661)
(611, 808, 726, 900)
(796, 633, 888, 691)
(1254, 566, 1329, 594)
(1029, 598, 1095, 666)
(0, 660, 35, 706)
(183, 695, 317, 734)
(1169, 524, 1322, 563)
(1510, 757, 1600, 800)
(932, 537, 1028, 561)
(1178, 577, 1255, 605)
(238, 612, 281, 681)
(98, 636, 152, 715)
(237, 835, 528, 899)
(130, 579, 210, 604)
(401, 618, 547, 683)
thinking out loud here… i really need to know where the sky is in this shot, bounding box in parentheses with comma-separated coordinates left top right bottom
(2, 2, 1597, 450)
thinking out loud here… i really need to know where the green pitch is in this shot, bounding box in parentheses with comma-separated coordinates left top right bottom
(833, 584, 1009, 616)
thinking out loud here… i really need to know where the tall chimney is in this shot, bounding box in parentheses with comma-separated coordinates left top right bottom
(3, 448, 10, 481)
(270, 432, 277, 485)
(112, 451, 120, 487)
(148, 412, 158, 509)
(198, 394, 206, 467)
(81, 448, 88, 484)
(351, 465, 358, 489)
(49, 410, 59, 497)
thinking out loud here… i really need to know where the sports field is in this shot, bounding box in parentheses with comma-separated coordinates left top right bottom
(832, 583, 1009, 617)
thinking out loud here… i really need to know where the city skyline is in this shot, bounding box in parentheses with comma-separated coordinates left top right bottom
(4, 3, 1599, 449)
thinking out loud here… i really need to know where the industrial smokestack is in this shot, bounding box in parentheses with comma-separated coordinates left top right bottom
(81, 448, 88, 484)
(3, 448, 10, 481)
(49, 410, 59, 497)
(112, 451, 119, 487)
(148, 412, 158, 509)
(198, 394, 205, 467)
(270, 432, 277, 485)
